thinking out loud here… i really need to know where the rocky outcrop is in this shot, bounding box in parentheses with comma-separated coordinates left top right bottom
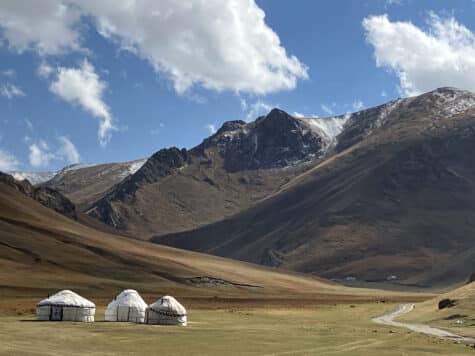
(0, 172, 77, 219)
(198, 109, 325, 171)
(87, 147, 190, 229)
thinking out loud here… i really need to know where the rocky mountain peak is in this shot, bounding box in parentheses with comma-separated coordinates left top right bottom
(197, 108, 329, 172)
(215, 120, 247, 135)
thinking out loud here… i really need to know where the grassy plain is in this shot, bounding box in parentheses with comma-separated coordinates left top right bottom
(1, 303, 474, 356)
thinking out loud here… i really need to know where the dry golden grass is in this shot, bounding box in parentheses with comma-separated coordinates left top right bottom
(0, 182, 430, 304)
(0, 181, 465, 355)
(399, 282, 475, 338)
(1, 304, 474, 356)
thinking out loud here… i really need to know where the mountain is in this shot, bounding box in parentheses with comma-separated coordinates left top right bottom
(10, 171, 57, 185)
(86, 109, 348, 238)
(0, 172, 387, 302)
(0, 172, 77, 219)
(10, 160, 146, 211)
(42, 159, 146, 209)
(155, 88, 475, 287)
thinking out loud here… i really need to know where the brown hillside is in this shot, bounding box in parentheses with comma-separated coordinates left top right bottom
(155, 88, 475, 287)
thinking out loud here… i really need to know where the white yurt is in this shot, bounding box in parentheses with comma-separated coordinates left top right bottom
(36, 290, 95, 322)
(145, 296, 187, 326)
(105, 289, 147, 323)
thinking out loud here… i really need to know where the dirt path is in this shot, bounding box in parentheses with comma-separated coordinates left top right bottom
(372, 304, 475, 343)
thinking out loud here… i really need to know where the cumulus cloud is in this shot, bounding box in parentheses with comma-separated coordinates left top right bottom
(0, 0, 307, 95)
(242, 99, 274, 121)
(29, 140, 55, 168)
(0, 149, 19, 171)
(37, 61, 54, 79)
(0, 0, 82, 55)
(83, 0, 307, 94)
(50, 59, 115, 145)
(57, 136, 80, 164)
(28, 137, 80, 168)
(0, 83, 25, 98)
(363, 14, 475, 96)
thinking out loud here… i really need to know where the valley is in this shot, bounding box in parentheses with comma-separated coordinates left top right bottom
(3, 88, 475, 355)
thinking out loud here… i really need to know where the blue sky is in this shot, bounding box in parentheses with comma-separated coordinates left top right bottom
(0, 0, 474, 172)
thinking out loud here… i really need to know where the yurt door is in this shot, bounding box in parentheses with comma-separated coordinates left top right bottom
(50, 306, 63, 321)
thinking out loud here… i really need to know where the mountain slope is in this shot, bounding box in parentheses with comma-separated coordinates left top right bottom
(86, 109, 348, 238)
(0, 172, 77, 219)
(155, 88, 475, 287)
(10, 171, 57, 185)
(0, 176, 397, 302)
(42, 159, 146, 209)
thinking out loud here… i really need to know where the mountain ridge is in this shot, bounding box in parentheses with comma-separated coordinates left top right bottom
(154, 87, 475, 287)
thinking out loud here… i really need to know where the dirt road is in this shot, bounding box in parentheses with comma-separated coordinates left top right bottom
(372, 303, 475, 343)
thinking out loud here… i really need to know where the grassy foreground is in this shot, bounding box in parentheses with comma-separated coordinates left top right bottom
(1, 304, 474, 356)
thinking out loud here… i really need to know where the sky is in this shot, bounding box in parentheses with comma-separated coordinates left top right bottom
(0, 0, 474, 172)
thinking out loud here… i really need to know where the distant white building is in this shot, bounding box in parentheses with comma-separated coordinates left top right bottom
(145, 296, 187, 326)
(105, 289, 147, 323)
(36, 290, 95, 322)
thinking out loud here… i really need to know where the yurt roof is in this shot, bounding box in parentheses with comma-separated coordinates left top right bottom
(108, 289, 147, 308)
(37, 290, 95, 308)
(148, 295, 186, 316)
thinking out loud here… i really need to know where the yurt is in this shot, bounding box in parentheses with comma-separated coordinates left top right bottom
(145, 296, 187, 326)
(36, 290, 95, 322)
(105, 289, 147, 323)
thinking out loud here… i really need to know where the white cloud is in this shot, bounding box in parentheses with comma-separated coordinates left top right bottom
(57, 136, 80, 164)
(28, 137, 80, 168)
(320, 103, 335, 116)
(0, 0, 307, 95)
(29, 140, 55, 168)
(293, 112, 305, 118)
(0, 149, 19, 171)
(0, 0, 82, 55)
(83, 0, 307, 94)
(37, 61, 54, 79)
(363, 14, 475, 96)
(206, 124, 217, 134)
(50, 59, 115, 145)
(0, 83, 25, 98)
(244, 99, 274, 121)
(352, 100, 365, 111)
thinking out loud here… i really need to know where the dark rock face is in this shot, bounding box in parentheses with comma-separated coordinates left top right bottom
(468, 273, 475, 284)
(199, 109, 324, 172)
(135, 148, 189, 183)
(87, 147, 190, 229)
(0, 172, 77, 219)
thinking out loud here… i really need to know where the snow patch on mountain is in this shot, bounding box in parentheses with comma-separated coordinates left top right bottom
(10, 171, 57, 185)
(296, 114, 350, 148)
(431, 88, 475, 119)
(374, 99, 403, 129)
(117, 159, 147, 179)
(11, 159, 147, 186)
